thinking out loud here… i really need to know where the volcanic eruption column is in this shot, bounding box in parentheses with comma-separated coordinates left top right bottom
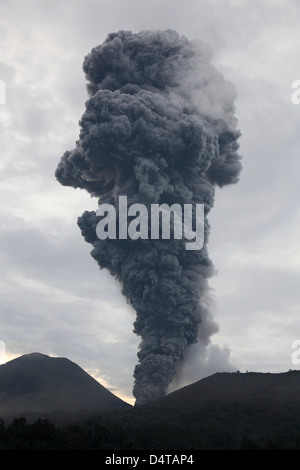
(55, 30, 242, 405)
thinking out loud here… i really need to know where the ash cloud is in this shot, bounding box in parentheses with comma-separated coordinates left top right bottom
(55, 29, 242, 405)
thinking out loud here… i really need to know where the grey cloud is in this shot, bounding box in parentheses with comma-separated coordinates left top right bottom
(55, 29, 242, 405)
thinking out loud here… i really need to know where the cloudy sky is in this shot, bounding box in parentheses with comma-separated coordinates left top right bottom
(1, 0, 300, 404)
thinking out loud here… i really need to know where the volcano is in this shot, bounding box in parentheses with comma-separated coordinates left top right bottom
(0, 352, 130, 422)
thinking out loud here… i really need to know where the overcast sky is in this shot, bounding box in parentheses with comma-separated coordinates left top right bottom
(1, 0, 300, 404)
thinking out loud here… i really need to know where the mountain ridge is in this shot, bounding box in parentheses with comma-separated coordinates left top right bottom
(99, 368, 300, 449)
(0, 352, 130, 422)
(1, 353, 300, 449)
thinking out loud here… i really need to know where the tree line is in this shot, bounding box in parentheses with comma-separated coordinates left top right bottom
(0, 416, 300, 450)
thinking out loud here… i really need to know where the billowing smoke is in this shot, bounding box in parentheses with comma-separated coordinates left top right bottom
(55, 30, 242, 405)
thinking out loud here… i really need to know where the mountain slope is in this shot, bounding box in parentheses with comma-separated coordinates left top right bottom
(102, 370, 300, 449)
(0, 352, 130, 420)
(1, 363, 300, 449)
(145, 370, 300, 415)
(128, 370, 300, 425)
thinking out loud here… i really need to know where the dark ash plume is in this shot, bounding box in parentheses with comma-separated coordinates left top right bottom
(55, 30, 242, 405)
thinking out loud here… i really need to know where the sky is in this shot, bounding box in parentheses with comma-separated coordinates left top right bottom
(0, 0, 300, 405)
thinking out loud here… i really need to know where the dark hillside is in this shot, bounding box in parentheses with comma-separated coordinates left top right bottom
(100, 370, 300, 449)
(0, 352, 129, 422)
(1, 354, 300, 449)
